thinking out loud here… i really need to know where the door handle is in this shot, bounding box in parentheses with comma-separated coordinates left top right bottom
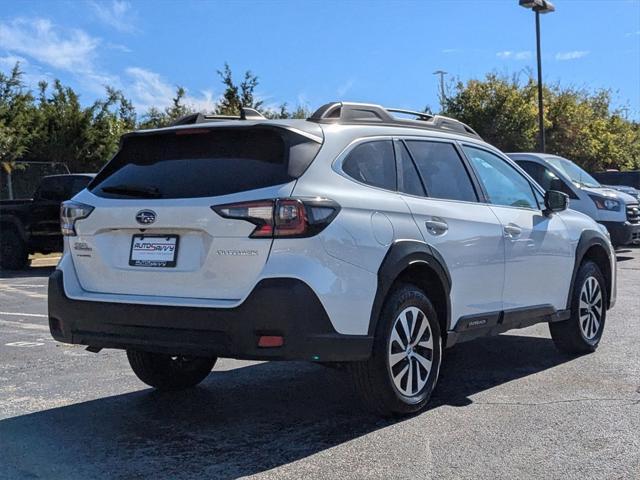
(503, 224, 522, 239)
(425, 218, 448, 236)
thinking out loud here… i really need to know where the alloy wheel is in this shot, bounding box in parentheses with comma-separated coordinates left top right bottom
(387, 306, 433, 397)
(579, 276, 603, 340)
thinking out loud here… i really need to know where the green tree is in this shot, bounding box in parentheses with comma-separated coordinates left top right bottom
(442, 73, 539, 153)
(85, 86, 137, 170)
(546, 88, 640, 171)
(138, 86, 194, 129)
(0, 63, 36, 174)
(442, 72, 640, 171)
(216, 62, 264, 115)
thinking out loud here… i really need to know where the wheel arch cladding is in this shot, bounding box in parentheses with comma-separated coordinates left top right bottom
(569, 231, 612, 310)
(370, 240, 451, 342)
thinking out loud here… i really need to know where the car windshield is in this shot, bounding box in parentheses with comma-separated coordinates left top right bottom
(545, 156, 601, 188)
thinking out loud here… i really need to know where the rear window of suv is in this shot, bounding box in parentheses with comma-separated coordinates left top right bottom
(90, 127, 320, 199)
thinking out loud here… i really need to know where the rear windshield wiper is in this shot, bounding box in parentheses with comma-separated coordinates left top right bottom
(100, 184, 163, 198)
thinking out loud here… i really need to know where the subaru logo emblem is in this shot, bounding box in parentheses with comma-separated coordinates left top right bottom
(135, 210, 156, 225)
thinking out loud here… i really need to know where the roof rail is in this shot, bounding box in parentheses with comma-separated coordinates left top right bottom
(308, 102, 480, 138)
(170, 107, 265, 126)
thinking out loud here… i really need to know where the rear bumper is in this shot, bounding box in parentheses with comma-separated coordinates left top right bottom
(600, 221, 640, 246)
(48, 270, 372, 362)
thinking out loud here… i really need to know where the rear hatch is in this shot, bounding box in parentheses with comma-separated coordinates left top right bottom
(70, 123, 322, 301)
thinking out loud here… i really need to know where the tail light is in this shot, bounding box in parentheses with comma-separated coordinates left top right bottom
(61, 201, 94, 236)
(212, 198, 339, 238)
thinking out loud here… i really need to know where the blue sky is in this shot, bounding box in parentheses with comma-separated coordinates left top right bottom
(1, 0, 639, 118)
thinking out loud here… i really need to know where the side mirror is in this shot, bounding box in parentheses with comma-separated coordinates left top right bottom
(544, 190, 569, 215)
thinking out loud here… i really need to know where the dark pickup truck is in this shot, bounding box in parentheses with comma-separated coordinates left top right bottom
(0, 174, 94, 269)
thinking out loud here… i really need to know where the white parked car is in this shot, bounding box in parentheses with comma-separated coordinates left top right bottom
(509, 153, 640, 247)
(49, 102, 617, 416)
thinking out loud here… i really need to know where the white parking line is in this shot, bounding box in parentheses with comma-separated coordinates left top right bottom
(0, 285, 48, 299)
(0, 319, 49, 331)
(5, 341, 45, 347)
(0, 284, 47, 288)
(0, 312, 47, 318)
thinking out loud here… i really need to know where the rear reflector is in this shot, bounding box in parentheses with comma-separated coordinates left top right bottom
(258, 335, 284, 348)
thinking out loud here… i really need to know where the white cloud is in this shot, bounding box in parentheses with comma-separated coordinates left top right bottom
(496, 50, 531, 60)
(336, 79, 355, 98)
(106, 42, 132, 53)
(125, 67, 217, 113)
(0, 54, 26, 70)
(442, 48, 461, 54)
(0, 18, 99, 72)
(0, 54, 54, 89)
(90, 0, 137, 33)
(125, 67, 174, 110)
(625, 30, 640, 37)
(555, 50, 590, 61)
(0, 17, 120, 95)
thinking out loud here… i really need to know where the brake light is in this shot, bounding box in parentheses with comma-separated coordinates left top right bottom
(60, 201, 94, 236)
(212, 198, 339, 238)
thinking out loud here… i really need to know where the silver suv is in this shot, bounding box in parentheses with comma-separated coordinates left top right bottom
(49, 102, 616, 416)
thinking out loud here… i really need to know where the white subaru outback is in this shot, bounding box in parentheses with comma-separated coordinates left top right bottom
(49, 102, 616, 416)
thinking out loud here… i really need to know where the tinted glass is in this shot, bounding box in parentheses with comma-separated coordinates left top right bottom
(517, 161, 574, 197)
(397, 142, 426, 196)
(91, 128, 296, 199)
(343, 141, 396, 191)
(463, 146, 537, 209)
(545, 156, 601, 188)
(406, 141, 477, 202)
(36, 177, 69, 201)
(69, 176, 92, 196)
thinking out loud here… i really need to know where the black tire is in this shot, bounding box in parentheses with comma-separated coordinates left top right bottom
(126, 350, 216, 391)
(549, 260, 607, 354)
(349, 284, 442, 416)
(0, 227, 29, 270)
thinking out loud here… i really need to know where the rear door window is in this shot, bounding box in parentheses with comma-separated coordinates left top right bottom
(517, 160, 576, 198)
(91, 127, 319, 199)
(342, 140, 397, 191)
(405, 141, 478, 202)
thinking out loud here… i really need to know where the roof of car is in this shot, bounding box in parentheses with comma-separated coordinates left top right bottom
(132, 102, 482, 143)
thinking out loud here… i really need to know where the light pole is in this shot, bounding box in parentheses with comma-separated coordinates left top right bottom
(433, 70, 447, 111)
(519, 0, 555, 153)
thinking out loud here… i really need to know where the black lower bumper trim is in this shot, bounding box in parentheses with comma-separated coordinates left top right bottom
(600, 221, 640, 247)
(48, 270, 372, 362)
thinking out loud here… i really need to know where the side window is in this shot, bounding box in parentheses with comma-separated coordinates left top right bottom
(69, 176, 91, 196)
(518, 160, 574, 197)
(35, 177, 69, 202)
(342, 140, 396, 191)
(463, 146, 538, 209)
(397, 142, 426, 196)
(405, 141, 477, 202)
(517, 161, 546, 186)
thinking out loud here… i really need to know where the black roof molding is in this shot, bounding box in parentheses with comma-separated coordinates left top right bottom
(170, 107, 266, 126)
(308, 102, 481, 139)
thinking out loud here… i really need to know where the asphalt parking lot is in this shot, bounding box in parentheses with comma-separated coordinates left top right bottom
(0, 250, 638, 480)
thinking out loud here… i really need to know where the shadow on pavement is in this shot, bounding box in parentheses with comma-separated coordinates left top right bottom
(0, 265, 55, 279)
(0, 334, 571, 479)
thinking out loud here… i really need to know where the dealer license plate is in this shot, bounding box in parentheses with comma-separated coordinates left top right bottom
(129, 235, 179, 267)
